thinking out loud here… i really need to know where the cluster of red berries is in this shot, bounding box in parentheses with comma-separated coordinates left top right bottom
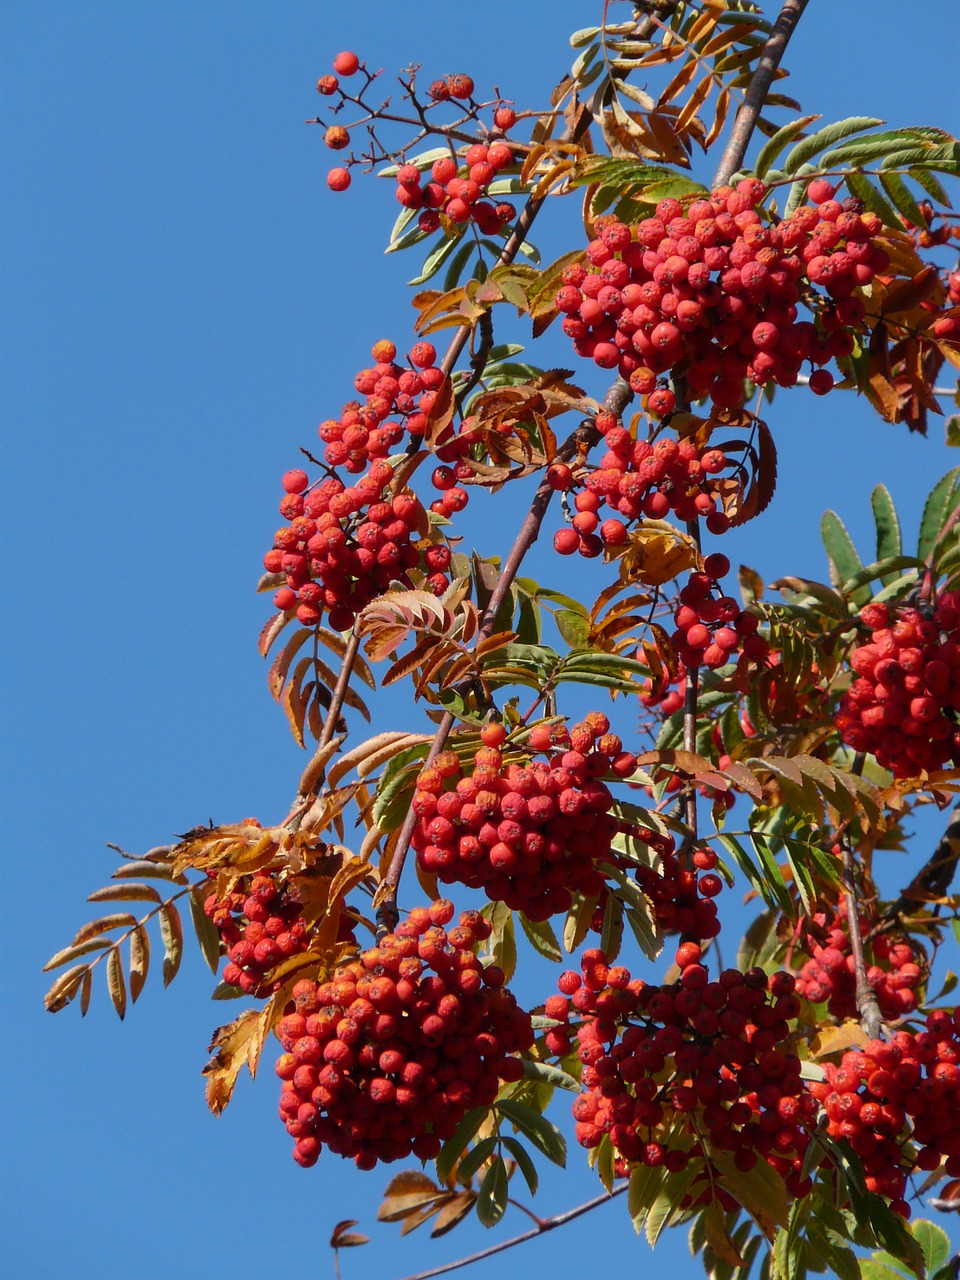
(265, 464, 450, 629)
(548, 947, 815, 1197)
(807, 1010, 960, 1216)
(318, 339, 446, 471)
(632, 833, 725, 939)
(554, 178, 888, 409)
(410, 717, 638, 920)
(274, 901, 533, 1169)
(394, 143, 516, 237)
(795, 909, 925, 1020)
(835, 592, 960, 777)
(427, 73, 476, 103)
(204, 872, 310, 997)
(550, 427, 735, 559)
(669, 557, 770, 671)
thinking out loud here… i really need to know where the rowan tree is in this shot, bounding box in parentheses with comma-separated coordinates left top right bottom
(44, 3, 960, 1278)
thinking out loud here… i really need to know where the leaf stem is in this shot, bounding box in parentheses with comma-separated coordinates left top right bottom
(712, 0, 811, 188)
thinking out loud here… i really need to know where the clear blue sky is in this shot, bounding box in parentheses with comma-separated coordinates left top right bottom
(3, 4, 959, 1279)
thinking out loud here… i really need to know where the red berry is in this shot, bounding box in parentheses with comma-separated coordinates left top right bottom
(332, 51, 360, 76)
(327, 168, 351, 192)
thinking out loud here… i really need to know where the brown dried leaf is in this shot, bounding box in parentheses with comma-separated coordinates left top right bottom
(128, 925, 149, 1002)
(106, 945, 127, 1019)
(44, 936, 113, 972)
(44, 964, 88, 1013)
(258, 610, 291, 658)
(268, 627, 312, 700)
(203, 1008, 262, 1114)
(676, 74, 713, 136)
(158, 902, 184, 985)
(330, 1220, 369, 1249)
(73, 913, 138, 946)
(431, 1192, 478, 1238)
(87, 882, 162, 905)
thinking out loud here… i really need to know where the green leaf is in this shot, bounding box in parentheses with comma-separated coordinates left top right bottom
(496, 1099, 566, 1167)
(710, 1150, 788, 1229)
(408, 234, 463, 286)
(821, 510, 868, 604)
(646, 1164, 700, 1249)
(841, 556, 925, 596)
(190, 888, 222, 974)
(500, 1136, 539, 1196)
(455, 1135, 499, 1185)
(518, 913, 562, 962)
(476, 1157, 509, 1227)
(781, 116, 883, 175)
(718, 833, 792, 915)
(879, 171, 926, 228)
(628, 1162, 668, 1228)
(846, 171, 900, 228)
(520, 1058, 578, 1092)
(913, 1220, 952, 1278)
(868, 1199, 927, 1280)
(753, 114, 821, 179)
(871, 484, 902, 564)
(442, 238, 478, 291)
(918, 469, 960, 561)
(436, 1108, 488, 1185)
(555, 609, 590, 649)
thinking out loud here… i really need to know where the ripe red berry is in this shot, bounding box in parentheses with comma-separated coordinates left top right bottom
(410, 342, 437, 369)
(494, 106, 517, 131)
(447, 73, 475, 99)
(327, 168, 351, 192)
(332, 51, 360, 76)
(317, 75, 339, 95)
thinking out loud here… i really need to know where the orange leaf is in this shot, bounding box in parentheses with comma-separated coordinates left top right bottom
(203, 1009, 261, 1115)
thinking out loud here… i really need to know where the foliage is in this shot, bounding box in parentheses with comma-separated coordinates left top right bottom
(46, 4, 960, 1280)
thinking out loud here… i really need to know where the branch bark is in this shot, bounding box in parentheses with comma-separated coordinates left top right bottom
(712, 0, 811, 188)
(839, 753, 885, 1041)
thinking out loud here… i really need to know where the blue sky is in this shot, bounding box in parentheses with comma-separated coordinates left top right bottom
(3, 3, 959, 1278)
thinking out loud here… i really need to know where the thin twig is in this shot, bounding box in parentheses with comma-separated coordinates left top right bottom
(712, 0, 811, 188)
(839, 752, 885, 1041)
(390, 1183, 628, 1280)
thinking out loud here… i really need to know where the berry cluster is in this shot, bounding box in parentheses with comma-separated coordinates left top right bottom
(554, 178, 887, 409)
(204, 872, 309, 997)
(550, 430, 735, 559)
(669, 558, 770, 671)
(835, 593, 960, 777)
(319, 339, 446, 470)
(632, 834, 725, 940)
(549, 948, 815, 1196)
(807, 1010, 960, 1216)
(394, 144, 517, 237)
(410, 718, 638, 920)
(795, 908, 925, 1020)
(274, 901, 533, 1168)
(265, 464, 449, 630)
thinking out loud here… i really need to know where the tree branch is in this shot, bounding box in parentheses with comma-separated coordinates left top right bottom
(839, 753, 885, 1041)
(712, 0, 811, 188)
(389, 1183, 628, 1280)
(882, 799, 960, 923)
(376, 380, 633, 933)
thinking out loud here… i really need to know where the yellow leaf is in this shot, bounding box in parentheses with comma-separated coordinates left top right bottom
(203, 1009, 261, 1114)
(811, 1020, 871, 1058)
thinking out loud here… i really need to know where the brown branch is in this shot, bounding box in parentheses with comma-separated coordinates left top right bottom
(883, 799, 960, 923)
(389, 1183, 628, 1280)
(376, 380, 633, 933)
(839, 752, 885, 1041)
(711, 0, 811, 188)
